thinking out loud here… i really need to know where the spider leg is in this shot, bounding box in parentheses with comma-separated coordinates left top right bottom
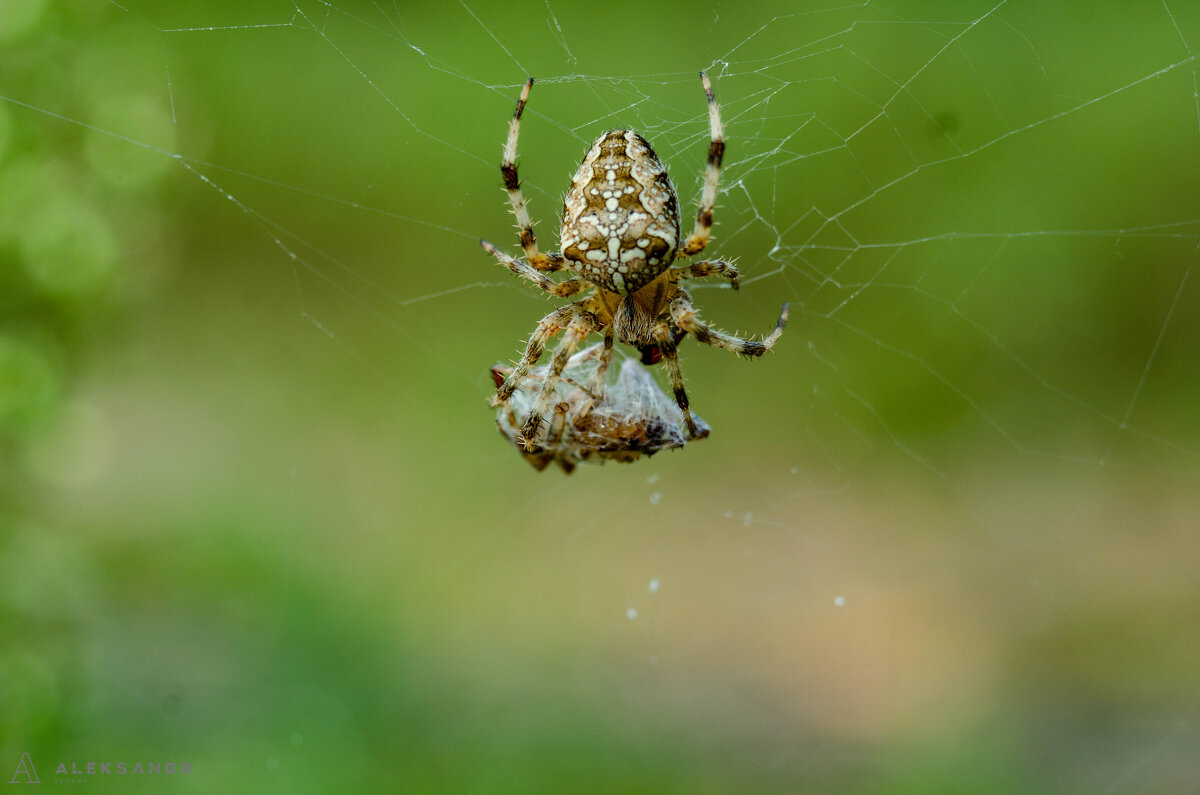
(480, 239, 588, 297)
(493, 304, 580, 406)
(491, 366, 522, 426)
(670, 290, 788, 356)
(501, 78, 563, 272)
(681, 71, 724, 258)
(587, 330, 616, 403)
(520, 311, 598, 450)
(544, 402, 578, 474)
(545, 401, 569, 449)
(669, 259, 739, 289)
(567, 329, 614, 425)
(653, 320, 701, 438)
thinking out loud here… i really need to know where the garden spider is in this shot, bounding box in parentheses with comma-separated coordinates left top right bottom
(480, 72, 787, 450)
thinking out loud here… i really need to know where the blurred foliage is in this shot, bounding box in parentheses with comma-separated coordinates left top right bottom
(2, 0, 1199, 792)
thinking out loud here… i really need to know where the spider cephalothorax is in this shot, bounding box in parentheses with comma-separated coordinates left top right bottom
(480, 72, 787, 451)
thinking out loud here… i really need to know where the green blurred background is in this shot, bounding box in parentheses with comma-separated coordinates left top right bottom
(3, 0, 1200, 791)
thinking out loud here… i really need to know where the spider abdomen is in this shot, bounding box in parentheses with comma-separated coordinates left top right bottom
(560, 131, 681, 295)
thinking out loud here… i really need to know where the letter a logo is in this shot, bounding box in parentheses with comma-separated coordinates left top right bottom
(9, 752, 39, 783)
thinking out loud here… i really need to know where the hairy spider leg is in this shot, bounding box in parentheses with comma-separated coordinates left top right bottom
(479, 240, 587, 297)
(587, 330, 615, 403)
(652, 320, 699, 438)
(669, 259, 740, 289)
(681, 71, 725, 258)
(493, 304, 581, 406)
(520, 311, 598, 449)
(669, 291, 789, 356)
(501, 78, 565, 272)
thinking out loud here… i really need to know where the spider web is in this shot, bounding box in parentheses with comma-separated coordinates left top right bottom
(5, 0, 1200, 790)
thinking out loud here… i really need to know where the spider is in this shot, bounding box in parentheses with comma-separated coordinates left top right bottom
(480, 72, 787, 450)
